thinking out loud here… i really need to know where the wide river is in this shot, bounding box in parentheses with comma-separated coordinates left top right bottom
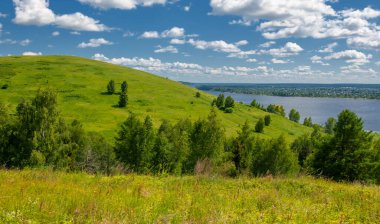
(207, 91, 380, 132)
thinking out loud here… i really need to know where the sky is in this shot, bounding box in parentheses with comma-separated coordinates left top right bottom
(0, 0, 380, 83)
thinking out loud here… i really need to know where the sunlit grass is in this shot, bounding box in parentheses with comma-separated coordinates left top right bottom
(0, 56, 311, 141)
(0, 170, 379, 223)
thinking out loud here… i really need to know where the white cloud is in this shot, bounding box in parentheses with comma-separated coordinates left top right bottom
(0, 39, 17, 45)
(188, 38, 241, 53)
(22, 51, 42, 56)
(325, 50, 372, 65)
(246, 58, 257, 63)
(376, 61, 380, 66)
(271, 58, 289, 64)
(170, 38, 186, 45)
(229, 19, 251, 26)
(235, 40, 248, 46)
(260, 42, 303, 57)
(123, 31, 135, 37)
(161, 27, 185, 38)
(77, 0, 166, 10)
(52, 31, 60, 36)
(259, 41, 275, 48)
(70, 31, 81, 35)
(140, 31, 160, 39)
(92, 53, 365, 83)
(154, 45, 178, 53)
(210, 1, 380, 50)
(319, 42, 338, 53)
(19, 38, 31, 46)
(78, 38, 113, 48)
(12, 0, 108, 31)
(0, 13, 7, 18)
(141, 27, 186, 39)
(184, 5, 191, 12)
(310, 55, 329, 66)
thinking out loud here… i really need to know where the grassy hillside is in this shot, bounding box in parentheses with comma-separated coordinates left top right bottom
(0, 56, 311, 140)
(0, 170, 379, 223)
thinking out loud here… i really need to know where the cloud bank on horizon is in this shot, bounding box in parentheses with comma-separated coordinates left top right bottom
(0, 0, 379, 83)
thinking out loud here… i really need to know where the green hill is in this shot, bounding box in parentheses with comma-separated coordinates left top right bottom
(0, 56, 311, 141)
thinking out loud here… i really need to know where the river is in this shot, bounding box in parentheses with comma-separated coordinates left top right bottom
(207, 91, 380, 132)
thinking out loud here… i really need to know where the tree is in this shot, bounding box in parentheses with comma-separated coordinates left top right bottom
(224, 96, 235, 109)
(252, 135, 299, 176)
(107, 80, 115, 94)
(303, 117, 313, 127)
(215, 94, 225, 109)
(289, 108, 300, 123)
(291, 134, 313, 167)
(255, 118, 264, 133)
(121, 81, 128, 93)
(267, 104, 285, 117)
(187, 109, 225, 172)
(311, 110, 373, 181)
(118, 92, 128, 108)
(232, 121, 254, 173)
(264, 115, 271, 126)
(325, 117, 336, 134)
(195, 92, 201, 98)
(114, 115, 155, 173)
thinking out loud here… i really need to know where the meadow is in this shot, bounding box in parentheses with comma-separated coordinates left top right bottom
(0, 170, 379, 223)
(0, 56, 311, 141)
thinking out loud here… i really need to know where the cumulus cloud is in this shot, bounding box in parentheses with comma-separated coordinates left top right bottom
(52, 31, 60, 36)
(259, 41, 276, 48)
(22, 51, 42, 56)
(229, 19, 251, 26)
(271, 58, 289, 64)
(170, 38, 186, 45)
(210, 1, 380, 50)
(310, 55, 329, 66)
(319, 42, 338, 53)
(140, 27, 186, 39)
(78, 38, 113, 48)
(77, 0, 166, 10)
(260, 42, 303, 57)
(19, 38, 31, 46)
(12, 0, 108, 31)
(184, 5, 191, 12)
(92, 53, 364, 83)
(154, 45, 178, 53)
(1, 38, 31, 46)
(188, 38, 241, 53)
(246, 58, 257, 63)
(324, 50, 372, 65)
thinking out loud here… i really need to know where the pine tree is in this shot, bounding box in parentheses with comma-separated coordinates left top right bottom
(255, 118, 265, 133)
(107, 80, 115, 94)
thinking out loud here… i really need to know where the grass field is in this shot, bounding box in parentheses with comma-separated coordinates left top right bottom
(0, 56, 311, 141)
(0, 170, 379, 223)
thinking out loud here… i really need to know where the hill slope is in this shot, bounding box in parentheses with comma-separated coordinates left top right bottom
(0, 56, 311, 140)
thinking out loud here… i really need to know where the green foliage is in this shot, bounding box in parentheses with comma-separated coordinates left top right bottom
(303, 117, 313, 127)
(291, 134, 313, 167)
(118, 92, 128, 108)
(224, 107, 233, 113)
(215, 94, 225, 109)
(267, 104, 285, 117)
(107, 80, 115, 94)
(231, 121, 254, 173)
(114, 114, 155, 173)
(311, 110, 375, 182)
(255, 118, 265, 133)
(252, 135, 299, 176)
(325, 117, 336, 134)
(264, 115, 271, 126)
(289, 108, 300, 123)
(195, 92, 201, 98)
(224, 96, 235, 109)
(121, 81, 128, 93)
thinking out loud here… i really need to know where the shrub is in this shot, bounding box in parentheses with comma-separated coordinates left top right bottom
(224, 107, 233, 113)
(264, 115, 271, 126)
(255, 118, 265, 133)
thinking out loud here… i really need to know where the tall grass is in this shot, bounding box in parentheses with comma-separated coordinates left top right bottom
(0, 170, 379, 223)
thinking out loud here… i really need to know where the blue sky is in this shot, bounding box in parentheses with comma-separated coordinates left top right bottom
(1, 0, 380, 83)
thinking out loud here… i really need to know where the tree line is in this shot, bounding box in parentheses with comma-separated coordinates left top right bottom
(0, 89, 379, 183)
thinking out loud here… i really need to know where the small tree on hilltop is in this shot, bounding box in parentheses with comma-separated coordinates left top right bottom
(225, 96, 235, 109)
(121, 81, 128, 93)
(303, 117, 313, 127)
(215, 94, 225, 109)
(264, 115, 271, 126)
(289, 108, 300, 123)
(107, 80, 115, 95)
(118, 92, 128, 108)
(255, 118, 265, 133)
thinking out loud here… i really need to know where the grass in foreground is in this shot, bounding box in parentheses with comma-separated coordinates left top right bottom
(0, 170, 379, 223)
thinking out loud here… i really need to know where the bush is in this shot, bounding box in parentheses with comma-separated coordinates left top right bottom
(255, 118, 265, 133)
(264, 115, 271, 126)
(224, 96, 235, 108)
(107, 80, 115, 94)
(224, 107, 233, 113)
(195, 92, 201, 98)
(289, 109, 300, 123)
